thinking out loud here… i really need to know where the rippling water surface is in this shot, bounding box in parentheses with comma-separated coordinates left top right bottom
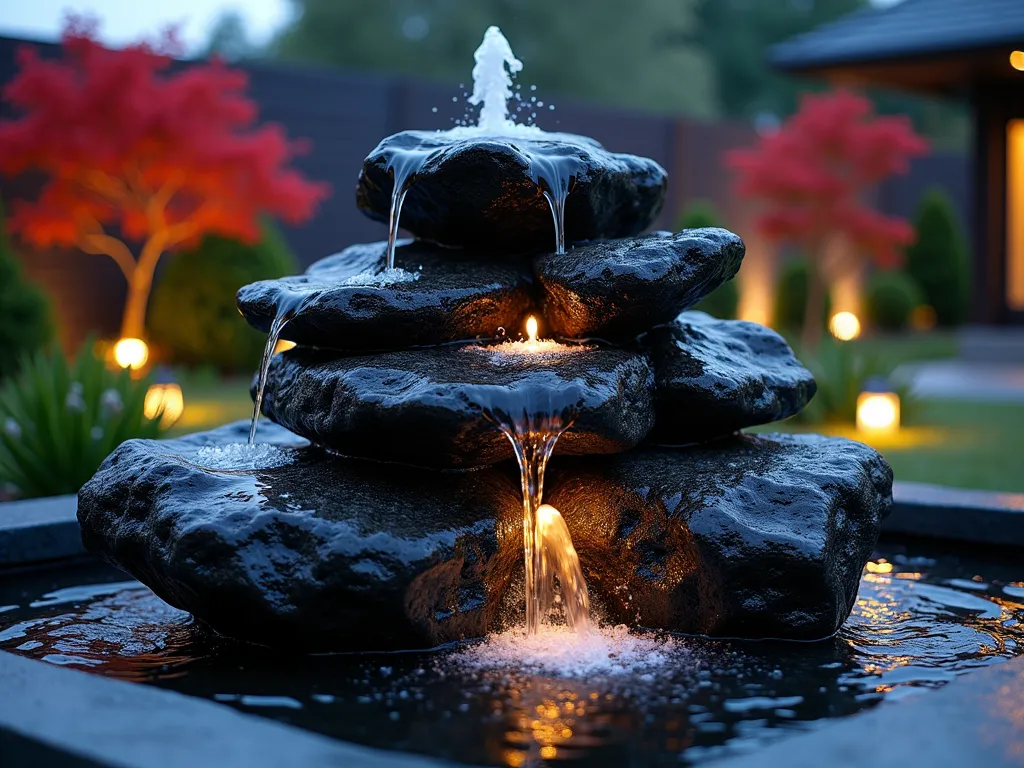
(2, 542, 1022, 766)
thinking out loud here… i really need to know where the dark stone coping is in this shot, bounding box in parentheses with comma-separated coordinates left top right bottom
(1, 480, 1024, 569)
(717, 654, 1024, 768)
(0, 650, 452, 768)
(0, 495, 84, 567)
(888, 480, 1024, 548)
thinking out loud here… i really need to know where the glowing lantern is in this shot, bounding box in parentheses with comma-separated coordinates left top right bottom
(144, 379, 184, 427)
(856, 379, 900, 435)
(829, 311, 861, 341)
(1011, 51, 1024, 72)
(274, 339, 296, 355)
(113, 337, 149, 370)
(865, 560, 893, 574)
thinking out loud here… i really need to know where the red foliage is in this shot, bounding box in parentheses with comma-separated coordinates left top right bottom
(726, 90, 928, 268)
(0, 18, 329, 338)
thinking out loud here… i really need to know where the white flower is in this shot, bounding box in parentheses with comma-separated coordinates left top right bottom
(90, 426, 103, 441)
(65, 382, 86, 413)
(3, 418, 20, 439)
(100, 388, 123, 418)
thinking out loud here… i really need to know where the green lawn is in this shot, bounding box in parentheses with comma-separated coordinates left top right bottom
(169, 368, 252, 437)
(852, 330, 958, 365)
(756, 398, 1024, 494)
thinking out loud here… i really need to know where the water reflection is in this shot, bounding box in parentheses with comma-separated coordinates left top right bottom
(1, 544, 1022, 766)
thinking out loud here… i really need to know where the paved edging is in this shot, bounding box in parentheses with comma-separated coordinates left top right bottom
(0, 651, 453, 768)
(718, 654, 1024, 767)
(888, 480, 1024, 548)
(0, 495, 83, 567)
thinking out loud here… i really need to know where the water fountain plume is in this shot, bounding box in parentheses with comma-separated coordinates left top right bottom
(469, 26, 523, 133)
(372, 25, 575, 256)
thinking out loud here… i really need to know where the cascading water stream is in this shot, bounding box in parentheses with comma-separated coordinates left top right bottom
(383, 147, 439, 270)
(494, 410, 591, 636)
(249, 309, 294, 446)
(529, 153, 577, 256)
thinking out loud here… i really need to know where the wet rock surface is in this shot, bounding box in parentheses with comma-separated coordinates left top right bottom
(536, 228, 745, 340)
(255, 344, 656, 468)
(77, 421, 522, 651)
(237, 240, 535, 351)
(357, 130, 667, 252)
(643, 311, 817, 443)
(545, 433, 892, 640)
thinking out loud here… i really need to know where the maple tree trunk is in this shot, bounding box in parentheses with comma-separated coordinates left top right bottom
(800, 256, 826, 353)
(118, 234, 164, 340)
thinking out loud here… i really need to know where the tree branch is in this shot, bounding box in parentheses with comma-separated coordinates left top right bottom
(77, 232, 136, 282)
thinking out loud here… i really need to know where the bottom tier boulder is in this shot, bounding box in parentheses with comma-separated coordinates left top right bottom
(77, 421, 523, 651)
(78, 423, 891, 649)
(545, 433, 893, 640)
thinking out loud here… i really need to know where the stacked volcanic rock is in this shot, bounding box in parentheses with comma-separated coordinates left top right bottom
(78, 132, 892, 651)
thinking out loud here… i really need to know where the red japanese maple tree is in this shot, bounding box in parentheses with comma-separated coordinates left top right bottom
(726, 90, 928, 349)
(0, 18, 329, 341)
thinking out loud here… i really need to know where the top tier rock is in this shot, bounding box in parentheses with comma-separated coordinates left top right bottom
(355, 26, 666, 255)
(357, 130, 667, 253)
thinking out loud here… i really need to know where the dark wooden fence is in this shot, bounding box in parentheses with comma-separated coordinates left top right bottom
(0, 35, 970, 350)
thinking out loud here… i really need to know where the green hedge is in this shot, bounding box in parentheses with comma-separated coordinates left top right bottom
(676, 200, 739, 319)
(148, 222, 298, 372)
(0, 200, 53, 381)
(866, 271, 924, 331)
(904, 188, 970, 326)
(773, 258, 831, 331)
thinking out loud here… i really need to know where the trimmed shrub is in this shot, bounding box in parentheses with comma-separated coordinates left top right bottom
(904, 188, 969, 326)
(866, 271, 924, 331)
(676, 200, 739, 319)
(0, 199, 53, 381)
(675, 199, 720, 231)
(773, 259, 831, 331)
(694, 279, 739, 320)
(148, 222, 298, 372)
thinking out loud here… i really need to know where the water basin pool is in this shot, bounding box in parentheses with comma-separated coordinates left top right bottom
(1, 540, 1022, 766)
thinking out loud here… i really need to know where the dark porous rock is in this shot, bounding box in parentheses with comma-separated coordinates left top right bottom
(356, 130, 667, 252)
(643, 311, 816, 443)
(545, 433, 892, 640)
(77, 421, 523, 651)
(256, 343, 655, 468)
(237, 239, 535, 351)
(535, 228, 745, 340)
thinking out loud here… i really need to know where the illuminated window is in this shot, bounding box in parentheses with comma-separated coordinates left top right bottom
(1008, 120, 1024, 311)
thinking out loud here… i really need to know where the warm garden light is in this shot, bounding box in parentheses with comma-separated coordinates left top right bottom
(829, 311, 861, 341)
(856, 391, 900, 434)
(112, 337, 149, 370)
(1011, 50, 1024, 71)
(526, 315, 539, 343)
(144, 382, 184, 427)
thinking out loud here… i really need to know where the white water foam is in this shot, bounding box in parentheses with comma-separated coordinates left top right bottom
(193, 443, 293, 471)
(468, 341, 593, 366)
(341, 267, 422, 286)
(454, 625, 683, 679)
